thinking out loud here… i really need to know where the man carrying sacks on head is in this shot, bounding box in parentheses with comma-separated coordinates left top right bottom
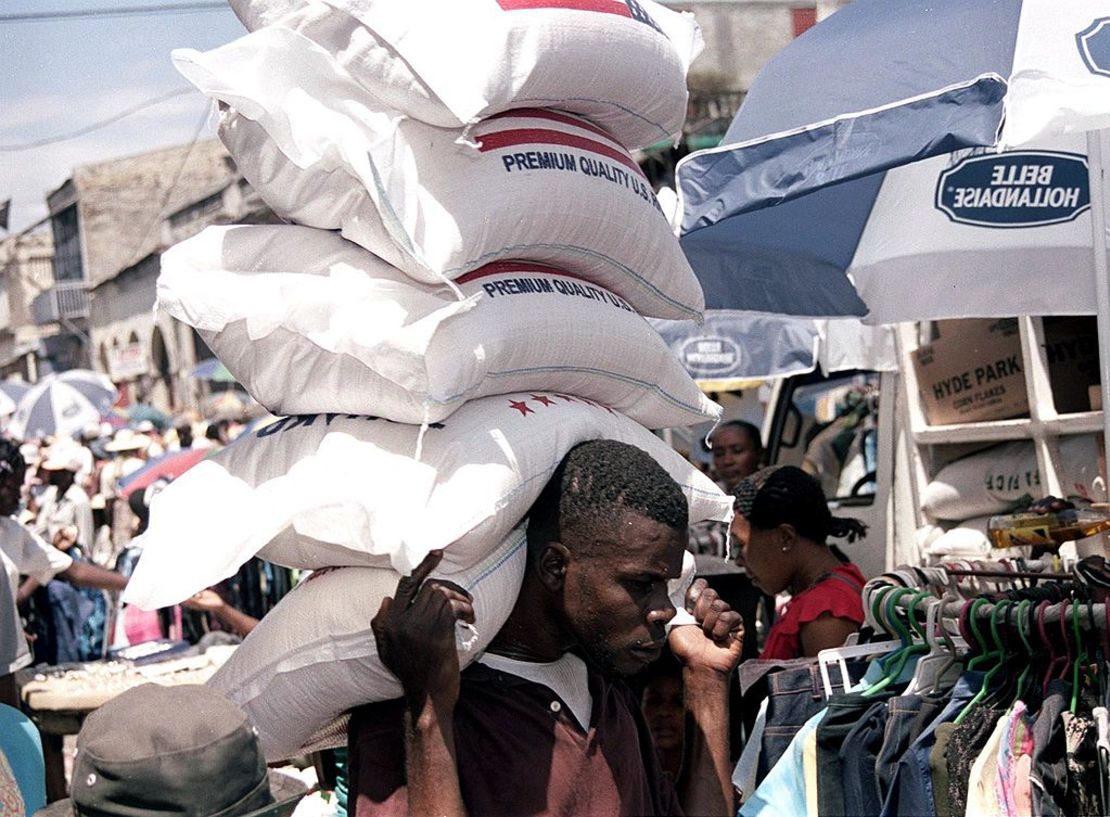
(349, 439, 743, 816)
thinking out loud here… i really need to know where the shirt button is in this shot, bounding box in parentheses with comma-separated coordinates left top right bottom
(549, 700, 562, 713)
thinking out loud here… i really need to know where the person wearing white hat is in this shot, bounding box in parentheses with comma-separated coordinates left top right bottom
(99, 429, 151, 551)
(33, 442, 94, 554)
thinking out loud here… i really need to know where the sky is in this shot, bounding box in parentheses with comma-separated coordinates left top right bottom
(0, 1, 247, 233)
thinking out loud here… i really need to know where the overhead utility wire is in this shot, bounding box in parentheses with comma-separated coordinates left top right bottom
(0, 88, 200, 152)
(0, 3, 227, 23)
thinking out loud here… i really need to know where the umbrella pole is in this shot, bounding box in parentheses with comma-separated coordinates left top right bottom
(1089, 131, 1110, 477)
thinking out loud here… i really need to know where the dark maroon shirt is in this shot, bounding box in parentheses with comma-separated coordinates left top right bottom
(349, 660, 684, 816)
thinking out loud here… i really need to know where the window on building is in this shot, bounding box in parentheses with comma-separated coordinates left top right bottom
(50, 205, 84, 282)
(792, 6, 817, 37)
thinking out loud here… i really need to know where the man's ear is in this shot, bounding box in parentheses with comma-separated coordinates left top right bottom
(536, 542, 571, 592)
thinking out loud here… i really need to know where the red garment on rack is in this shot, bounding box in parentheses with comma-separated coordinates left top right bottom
(760, 563, 866, 660)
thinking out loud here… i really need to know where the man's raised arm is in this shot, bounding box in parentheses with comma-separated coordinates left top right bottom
(371, 550, 474, 817)
(668, 579, 745, 817)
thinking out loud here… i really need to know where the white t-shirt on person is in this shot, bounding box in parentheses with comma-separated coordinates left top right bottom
(0, 517, 71, 675)
(1, 548, 29, 674)
(0, 516, 72, 586)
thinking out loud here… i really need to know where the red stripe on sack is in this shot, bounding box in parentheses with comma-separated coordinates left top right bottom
(485, 108, 620, 145)
(456, 261, 599, 287)
(478, 128, 645, 177)
(496, 0, 632, 16)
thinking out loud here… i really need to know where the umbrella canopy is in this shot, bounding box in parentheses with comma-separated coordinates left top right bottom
(9, 370, 118, 441)
(672, 0, 1110, 454)
(678, 0, 1110, 221)
(649, 315, 899, 384)
(678, 131, 1106, 324)
(190, 357, 236, 383)
(0, 380, 30, 416)
(127, 403, 170, 431)
(203, 389, 260, 421)
(119, 447, 214, 499)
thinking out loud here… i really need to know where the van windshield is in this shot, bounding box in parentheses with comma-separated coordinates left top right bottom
(772, 372, 880, 503)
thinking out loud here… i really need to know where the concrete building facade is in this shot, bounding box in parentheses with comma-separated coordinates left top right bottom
(36, 140, 249, 412)
(88, 175, 274, 411)
(0, 226, 56, 382)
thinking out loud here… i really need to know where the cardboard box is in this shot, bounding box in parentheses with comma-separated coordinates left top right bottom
(912, 319, 1029, 425)
(1042, 317, 1100, 414)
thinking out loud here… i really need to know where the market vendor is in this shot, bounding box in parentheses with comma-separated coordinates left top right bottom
(350, 439, 744, 817)
(729, 465, 867, 659)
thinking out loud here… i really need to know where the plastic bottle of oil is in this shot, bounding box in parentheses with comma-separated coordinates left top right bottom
(987, 507, 1110, 549)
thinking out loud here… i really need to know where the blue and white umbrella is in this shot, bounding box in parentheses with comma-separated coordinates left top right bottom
(0, 380, 30, 417)
(673, 0, 1110, 428)
(189, 357, 236, 383)
(676, 0, 1110, 318)
(9, 370, 119, 441)
(679, 0, 1110, 222)
(679, 131, 1105, 324)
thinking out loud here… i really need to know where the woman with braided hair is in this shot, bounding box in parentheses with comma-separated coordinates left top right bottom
(730, 465, 867, 660)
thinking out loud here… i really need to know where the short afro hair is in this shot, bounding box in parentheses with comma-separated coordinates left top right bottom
(526, 439, 688, 551)
(0, 437, 24, 477)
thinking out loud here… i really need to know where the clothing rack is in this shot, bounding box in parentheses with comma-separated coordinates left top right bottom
(941, 568, 1071, 580)
(928, 600, 1110, 629)
(747, 557, 1110, 817)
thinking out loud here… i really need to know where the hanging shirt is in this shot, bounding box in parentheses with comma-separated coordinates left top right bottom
(740, 706, 827, 817)
(997, 701, 1034, 817)
(760, 563, 866, 660)
(964, 711, 1008, 817)
(880, 671, 985, 817)
(734, 698, 769, 802)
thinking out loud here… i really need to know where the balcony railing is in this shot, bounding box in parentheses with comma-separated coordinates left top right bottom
(31, 281, 89, 325)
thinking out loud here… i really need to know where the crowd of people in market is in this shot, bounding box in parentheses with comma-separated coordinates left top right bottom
(1, 413, 253, 702)
(13, 0, 1105, 811)
(2, 400, 876, 816)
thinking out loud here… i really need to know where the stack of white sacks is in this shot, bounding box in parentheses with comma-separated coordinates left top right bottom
(122, 0, 733, 760)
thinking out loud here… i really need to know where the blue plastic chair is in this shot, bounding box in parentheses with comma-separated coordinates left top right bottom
(0, 703, 46, 814)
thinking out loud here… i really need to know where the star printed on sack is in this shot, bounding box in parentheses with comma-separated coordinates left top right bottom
(552, 394, 577, 403)
(509, 399, 535, 416)
(530, 394, 556, 407)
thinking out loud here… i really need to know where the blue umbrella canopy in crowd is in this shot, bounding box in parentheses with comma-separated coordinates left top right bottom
(8, 370, 118, 441)
(0, 380, 30, 417)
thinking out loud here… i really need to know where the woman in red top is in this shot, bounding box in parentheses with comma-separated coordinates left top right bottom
(729, 465, 867, 660)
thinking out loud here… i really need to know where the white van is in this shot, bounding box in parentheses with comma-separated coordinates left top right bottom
(760, 315, 1104, 579)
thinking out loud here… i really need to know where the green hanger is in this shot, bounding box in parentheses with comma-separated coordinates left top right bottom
(1070, 599, 1088, 715)
(1013, 600, 1035, 704)
(965, 598, 994, 670)
(955, 599, 1005, 725)
(863, 588, 928, 697)
(869, 585, 898, 637)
